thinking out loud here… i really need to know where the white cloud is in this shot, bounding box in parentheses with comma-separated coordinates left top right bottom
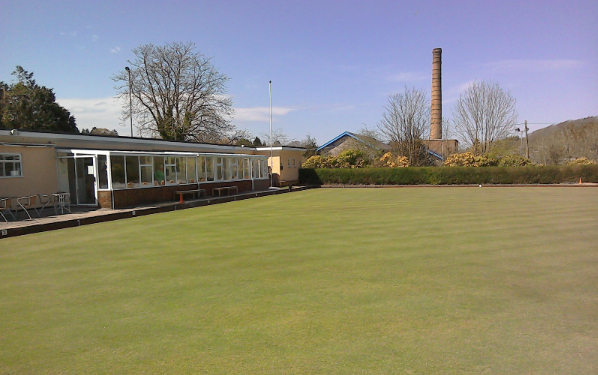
(57, 97, 126, 133)
(482, 59, 582, 72)
(110, 47, 121, 53)
(233, 106, 296, 122)
(92, 34, 99, 42)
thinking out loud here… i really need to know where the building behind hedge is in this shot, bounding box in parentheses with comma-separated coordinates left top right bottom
(0, 129, 305, 209)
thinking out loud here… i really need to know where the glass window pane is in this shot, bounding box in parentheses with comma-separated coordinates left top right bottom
(98, 155, 108, 189)
(140, 155, 152, 166)
(5, 162, 14, 176)
(243, 158, 250, 179)
(206, 157, 214, 181)
(176, 157, 186, 184)
(15, 161, 21, 176)
(110, 156, 126, 189)
(165, 165, 176, 184)
(261, 160, 267, 177)
(154, 157, 165, 185)
(141, 166, 153, 186)
(215, 160, 223, 181)
(126, 156, 140, 188)
(187, 157, 197, 183)
(223, 158, 230, 180)
(255, 160, 260, 178)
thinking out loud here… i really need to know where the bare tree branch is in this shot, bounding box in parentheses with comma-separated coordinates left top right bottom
(452, 81, 517, 155)
(113, 42, 234, 142)
(377, 87, 430, 166)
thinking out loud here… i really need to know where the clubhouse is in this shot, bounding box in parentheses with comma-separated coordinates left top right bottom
(0, 129, 305, 209)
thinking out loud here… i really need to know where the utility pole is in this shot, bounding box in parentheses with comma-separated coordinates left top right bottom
(524, 120, 529, 159)
(125, 67, 133, 137)
(269, 80, 273, 187)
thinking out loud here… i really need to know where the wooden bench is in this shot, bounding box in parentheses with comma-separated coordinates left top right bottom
(212, 186, 238, 197)
(174, 189, 206, 203)
(212, 187, 229, 196)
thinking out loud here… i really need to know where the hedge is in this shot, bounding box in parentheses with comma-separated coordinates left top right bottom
(299, 165, 598, 186)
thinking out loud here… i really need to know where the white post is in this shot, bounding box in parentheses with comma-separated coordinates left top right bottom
(269, 80, 273, 187)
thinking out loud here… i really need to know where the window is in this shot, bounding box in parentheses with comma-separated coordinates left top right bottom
(110, 156, 126, 188)
(98, 155, 108, 189)
(223, 158, 231, 180)
(252, 159, 259, 178)
(293, 158, 297, 168)
(215, 157, 223, 181)
(186, 157, 197, 183)
(206, 157, 214, 181)
(288, 158, 291, 168)
(243, 158, 250, 179)
(230, 158, 239, 180)
(154, 157, 165, 185)
(164, 157, 177, 185)
(126, 156, 140, 188)
(140, 156, 153, 186)
(176, 157, 187, 184)
(0, 153, 23, 177)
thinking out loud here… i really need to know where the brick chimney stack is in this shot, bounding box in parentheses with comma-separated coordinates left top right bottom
(430, 48, 442, 140)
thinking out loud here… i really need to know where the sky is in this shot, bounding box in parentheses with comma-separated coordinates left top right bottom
(1, 0, 597, 144)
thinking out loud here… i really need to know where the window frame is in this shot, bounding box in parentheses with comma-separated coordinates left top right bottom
(0, 153, 23, 178)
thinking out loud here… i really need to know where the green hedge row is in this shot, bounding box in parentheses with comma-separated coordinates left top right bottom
(299, 165, 598, 185)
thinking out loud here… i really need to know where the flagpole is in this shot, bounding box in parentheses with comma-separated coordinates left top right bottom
(269, 80, 273, 187)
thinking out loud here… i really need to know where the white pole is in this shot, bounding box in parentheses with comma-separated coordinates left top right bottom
(269, 80, 273, 187)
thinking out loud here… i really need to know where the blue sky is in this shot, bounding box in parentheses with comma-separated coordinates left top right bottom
(1, 0, 596, 144)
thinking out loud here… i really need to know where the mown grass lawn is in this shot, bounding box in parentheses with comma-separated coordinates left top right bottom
(1, 187, 597, 374)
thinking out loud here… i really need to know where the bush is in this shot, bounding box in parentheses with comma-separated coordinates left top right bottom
(378, 152, 409, 168)
(299, 164, 598, 186)
(333, 149, 371, 168)
(497, 155, 534, 167)
(302, 149, 372, 169)
(302, 155, 326, 169)
(444, 152, 498, 167)
(568, 157, 596, 165)
(444, 152, 534, 167)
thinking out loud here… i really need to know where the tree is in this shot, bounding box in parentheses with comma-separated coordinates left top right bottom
(377, 87, 430, 166)
(260, 128, 296, 146)
(252, 136, 264, 147)
(0, 66, 78, 133)
(452, 81, 517, 155)
(300, 134, 318, 158)
(113, 42, 234, 142)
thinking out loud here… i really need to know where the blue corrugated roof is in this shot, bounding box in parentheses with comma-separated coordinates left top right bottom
(316, 131, 360, 152)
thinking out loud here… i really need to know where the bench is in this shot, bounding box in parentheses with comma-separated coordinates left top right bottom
(212, 186, 239, 197)
(174, 189, 206, 203)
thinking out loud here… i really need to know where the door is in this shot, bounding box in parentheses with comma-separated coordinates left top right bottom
(75, 157, 97, 205)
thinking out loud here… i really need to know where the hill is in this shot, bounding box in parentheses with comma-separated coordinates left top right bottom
(528, 116, 598, 164)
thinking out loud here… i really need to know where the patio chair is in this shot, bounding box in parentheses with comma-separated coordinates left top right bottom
(17, 195, 39, 220)
(37, 194, 54, 217)
(0, 197, 16, 222)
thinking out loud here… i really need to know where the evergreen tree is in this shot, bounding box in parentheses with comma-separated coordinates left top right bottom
(0, 66, 78, 133)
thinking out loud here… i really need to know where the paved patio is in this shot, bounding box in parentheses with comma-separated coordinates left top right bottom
(1, 186, 305, 239)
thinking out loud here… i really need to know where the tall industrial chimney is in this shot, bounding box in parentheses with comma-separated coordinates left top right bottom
(430, 48, 442, 140)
